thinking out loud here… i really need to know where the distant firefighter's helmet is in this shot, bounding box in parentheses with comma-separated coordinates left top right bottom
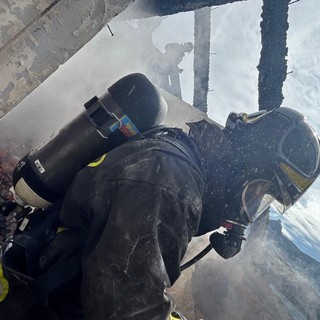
(183, 42, 193, 53)
(223, 107, 320, 222)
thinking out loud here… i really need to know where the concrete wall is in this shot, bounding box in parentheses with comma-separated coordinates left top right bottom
(0, 0, 133, 118)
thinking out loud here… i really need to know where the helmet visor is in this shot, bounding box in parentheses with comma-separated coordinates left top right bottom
(280, 123, 320, 177)
(242, 179, 281, 222)
(274, 120, 320, 212)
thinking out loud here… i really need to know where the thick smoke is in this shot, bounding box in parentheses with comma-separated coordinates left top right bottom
(0, 10, 200, 213)
(0, 11, 196, 150)
(172, 212, 320, 320)
(1, 3, 320, 320)
(0, 22, 150, 149)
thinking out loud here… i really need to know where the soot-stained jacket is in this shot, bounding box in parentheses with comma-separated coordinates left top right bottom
(0, 121, 232, 320)
(59, 121, 231, 320)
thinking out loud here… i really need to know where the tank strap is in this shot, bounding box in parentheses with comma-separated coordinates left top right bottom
(145, 127, 205, 181)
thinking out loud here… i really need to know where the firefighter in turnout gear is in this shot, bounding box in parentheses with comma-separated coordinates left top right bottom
(0, 100, 319, 318)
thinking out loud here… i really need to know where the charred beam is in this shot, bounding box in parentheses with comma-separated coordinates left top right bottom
(257, 0, 290, 110)
(193, 7, 211, 113)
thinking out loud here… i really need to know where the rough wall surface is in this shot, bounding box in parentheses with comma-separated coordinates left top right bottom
(0, 0, 55, 48)
(0, 0, 133, 117)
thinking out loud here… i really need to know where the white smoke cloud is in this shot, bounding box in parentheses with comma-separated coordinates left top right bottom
(0, 18, 161, 147)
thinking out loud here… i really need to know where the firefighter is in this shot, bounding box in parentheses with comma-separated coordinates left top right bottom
(1, 107, 319, 320)
(39, 107, 320, 319)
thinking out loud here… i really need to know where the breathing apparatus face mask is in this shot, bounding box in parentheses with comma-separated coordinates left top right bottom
(240, 177, 290, 223)
(223, 175, 272, 225)
(241, 179, 277, 222)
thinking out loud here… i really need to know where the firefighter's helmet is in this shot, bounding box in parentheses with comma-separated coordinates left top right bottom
(223, 107, 320, 222)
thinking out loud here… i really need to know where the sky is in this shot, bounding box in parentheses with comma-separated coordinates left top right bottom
(1, 0, 319, 262)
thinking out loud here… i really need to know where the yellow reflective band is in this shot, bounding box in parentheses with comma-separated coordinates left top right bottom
(280, 162, 314, 191)
(56, 227, 70, 234)
(170, 314, 181, 320)
(0, 263, 9, 302)
(87, 154, 107, 167)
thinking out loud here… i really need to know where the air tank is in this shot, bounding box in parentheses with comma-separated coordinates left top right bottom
(12, 73, 168, 208)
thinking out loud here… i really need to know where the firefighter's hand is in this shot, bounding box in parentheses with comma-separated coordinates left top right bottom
(210, 231, 243, 259)
(38, 229, 82, 272)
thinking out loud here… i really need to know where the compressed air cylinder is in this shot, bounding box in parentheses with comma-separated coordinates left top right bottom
(12, 73, 168, 208)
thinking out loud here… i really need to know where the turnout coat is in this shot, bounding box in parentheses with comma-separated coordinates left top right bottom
(61, 128, 205, 320)
(0, 120, 231, 320)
